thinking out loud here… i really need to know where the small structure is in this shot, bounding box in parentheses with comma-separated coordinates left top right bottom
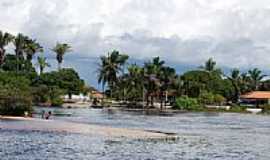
(90, 91, 104, 100)
(240, 91, 270, 106)
(62, 94, 90, 103)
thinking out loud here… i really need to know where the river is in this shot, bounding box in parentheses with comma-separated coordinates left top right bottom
(1, 108, 270, 160)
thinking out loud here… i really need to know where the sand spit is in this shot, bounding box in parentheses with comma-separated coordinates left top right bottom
(0, 116, 178, 140)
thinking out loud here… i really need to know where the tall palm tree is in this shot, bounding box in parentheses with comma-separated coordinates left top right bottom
(143, 57, 164, 107)
(126, 64, 144, 102)
(52, 43, 72, 70)
(227, 68, 241, 102)
(248, 68, 266, 91)
(159, 66, 176, 109)
(14, 33, 28, 59)
(200, 58, 222, 75)
(24, 39, 43, 62)
(0, 31, 14, 66)
(37, 55, 50, 74)
(97, 50, 129, 98)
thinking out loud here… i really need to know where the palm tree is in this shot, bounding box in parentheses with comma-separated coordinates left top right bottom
(248, 68, 266, 91)
(52, 43, 72, 70)
(14, 33, 28, 59)
(227, 68, 241, 102)
(159, 66, 176, 109)
(200, 58, 222, 75)
(24, 39, 43, 62)
(37, 55, 50, 74)
(143, 57, 164, 107)
(0, 31, 14, 66)
(97, 50, 129, 98)
(126, 64, 144, 102)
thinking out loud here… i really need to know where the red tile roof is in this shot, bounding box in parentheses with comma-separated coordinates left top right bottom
(241, 91, 270, 99)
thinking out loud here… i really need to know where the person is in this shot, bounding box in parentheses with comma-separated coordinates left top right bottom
(41, 110, 45, 119)
(45, 111, 52, 120)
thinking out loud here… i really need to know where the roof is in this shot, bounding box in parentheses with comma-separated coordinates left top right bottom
(241, 91, 270, 99)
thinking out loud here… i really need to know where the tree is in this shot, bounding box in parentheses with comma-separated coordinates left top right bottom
(248, 68, 266, 91)
(14, 33, 28, 59)
(97, 50, 129, 98)
(0, 31, 14, 66)
(159, 66, 176, 109)
(37, 54, 50, 74)
(52, 43, 72, 70)
(143, 57, 164, 107)
(200, 58, 222, 75)
(227, 68, 241, 103)
(24, 39, 43, 62)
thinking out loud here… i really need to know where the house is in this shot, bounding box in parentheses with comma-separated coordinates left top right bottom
(240, 91, 270, 106)
(62, 94, 90, 103)
(89, 91, 104, 100)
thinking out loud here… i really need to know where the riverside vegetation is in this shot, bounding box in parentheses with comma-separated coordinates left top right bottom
(0, 31, 85, 116)
(1, 30, 270, 116)
(97, 50, 270, 113)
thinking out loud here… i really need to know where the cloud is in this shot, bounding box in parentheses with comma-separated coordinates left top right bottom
(1, 0, 270, 86)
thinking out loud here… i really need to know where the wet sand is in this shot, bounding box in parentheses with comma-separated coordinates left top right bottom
(0, 116, 177, 140)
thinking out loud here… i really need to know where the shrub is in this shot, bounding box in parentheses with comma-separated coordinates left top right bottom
(213, 94, 226, 105)
(199, 91, 226, 105)
(173, 96, 202, 111)
(199, 91, 214, 105)
(0, 89, 32, 116)
(51, 97, 63, 107)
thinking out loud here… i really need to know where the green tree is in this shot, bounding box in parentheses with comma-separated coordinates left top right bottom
(248, 68, 265, 91)
(97, 50, 129, 98)
(37, 54, 50, 74)
(24, 39, 43, 62)
(0, 31, 14, 66)
(52, 43, 72, 70)
(200, 58, 222, 75)
(14, 33, 28, 59)
(227, 68, 241, 103)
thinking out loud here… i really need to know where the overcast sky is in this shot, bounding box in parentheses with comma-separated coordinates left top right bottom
(1, 0, 270, 87)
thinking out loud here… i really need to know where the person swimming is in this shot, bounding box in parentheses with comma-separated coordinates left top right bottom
(45, 111, 52, 120)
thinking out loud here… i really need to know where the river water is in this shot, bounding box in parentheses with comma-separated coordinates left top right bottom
(1, 108, 270, 160)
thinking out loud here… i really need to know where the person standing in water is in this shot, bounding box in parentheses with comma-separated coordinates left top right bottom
(45, 111, 52, 120)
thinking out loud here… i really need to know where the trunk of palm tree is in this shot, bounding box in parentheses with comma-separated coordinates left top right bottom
(40, 67, 44, 75)
(58, 62, 61, 71)
(0, 48, 5, 67)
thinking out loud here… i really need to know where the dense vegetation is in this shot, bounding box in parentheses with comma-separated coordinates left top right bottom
(98, 52, 270, 111)
(0, 31, 85, 116)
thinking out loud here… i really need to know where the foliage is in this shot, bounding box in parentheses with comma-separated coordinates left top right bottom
(198, 91, 226, 105)
(97, 50, 129, 96)
(52, 43, 72, 70)
(173, 96, 202, 111)
(0, 73, 32, 116)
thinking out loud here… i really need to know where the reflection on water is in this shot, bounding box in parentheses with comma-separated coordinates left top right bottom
(1, 107, 270, 160)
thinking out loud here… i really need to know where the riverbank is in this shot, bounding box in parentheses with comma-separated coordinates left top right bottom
(0, 116, 177, 140)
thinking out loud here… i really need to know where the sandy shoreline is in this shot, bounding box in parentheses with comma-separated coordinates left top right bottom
(0, 116, 178, 140)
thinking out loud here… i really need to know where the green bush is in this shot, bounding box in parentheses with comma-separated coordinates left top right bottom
(173, 96, 202, 111)
(199, 91, 214, 105)
(0, 90, 32, 116)
(259, 104, 270, 114)
(213, 94, 226, 105)
(199, 91, 226, 105)
(229, 104, 246, 112)
(51, 97, 63, 107)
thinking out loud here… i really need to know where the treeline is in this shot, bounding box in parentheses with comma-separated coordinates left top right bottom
(98, 50, 270, 109)
(0, 31, 85, 115)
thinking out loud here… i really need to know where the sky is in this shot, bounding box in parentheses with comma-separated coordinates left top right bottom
(1, 0, 270, 88)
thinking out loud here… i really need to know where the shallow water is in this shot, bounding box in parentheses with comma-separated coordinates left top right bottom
(1, 108, 270, 160)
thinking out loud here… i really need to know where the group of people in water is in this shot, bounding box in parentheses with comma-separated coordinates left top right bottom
(41, 110, 52, 120)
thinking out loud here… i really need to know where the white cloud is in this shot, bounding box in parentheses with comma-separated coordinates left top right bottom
(1, 0, 270, 70)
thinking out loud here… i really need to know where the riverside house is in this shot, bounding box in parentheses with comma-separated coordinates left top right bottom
(240, 91, 270, 107)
